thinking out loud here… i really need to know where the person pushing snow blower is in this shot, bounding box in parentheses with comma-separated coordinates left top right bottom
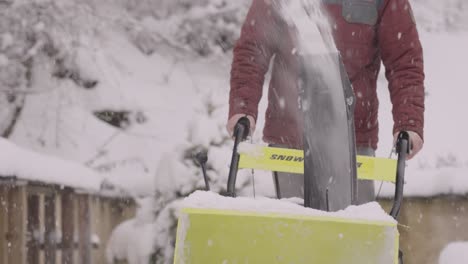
(175, 2, 422, 263)
(227, 0, 425, 204)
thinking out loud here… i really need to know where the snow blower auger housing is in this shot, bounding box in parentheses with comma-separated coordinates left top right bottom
(174, 54, 409, 264)
(174, 120, 409, 264)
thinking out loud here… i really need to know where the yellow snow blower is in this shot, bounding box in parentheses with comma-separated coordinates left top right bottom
(173, 119, 409, 264)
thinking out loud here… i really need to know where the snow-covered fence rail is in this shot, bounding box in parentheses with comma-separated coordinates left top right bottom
(0, 178, 136, 264)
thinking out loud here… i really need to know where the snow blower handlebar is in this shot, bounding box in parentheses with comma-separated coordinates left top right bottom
(390, 131, 410, 220)
(195, 151, 210, 191)
(225, 119, 409, 219)
(226, 117, 251, 197)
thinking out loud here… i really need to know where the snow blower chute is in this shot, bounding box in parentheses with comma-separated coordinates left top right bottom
(174, 54, 409, 264)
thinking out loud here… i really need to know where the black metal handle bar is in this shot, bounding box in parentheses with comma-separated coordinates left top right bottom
(390, 131, 410, 220)
(226, 117, 250, 197)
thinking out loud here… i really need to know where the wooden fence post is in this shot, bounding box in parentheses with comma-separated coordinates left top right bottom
(78, 193, 92, 264)
(6, 185, 27, 264)
(27, 194, 40, 264)
(62, 188, 74, 264)
(44, 193, 57, 264)
(0, 185, 8, 264)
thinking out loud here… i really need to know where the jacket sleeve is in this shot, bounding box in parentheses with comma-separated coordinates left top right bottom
(229, 0, 278, 121)
(377, 0, 425, 140)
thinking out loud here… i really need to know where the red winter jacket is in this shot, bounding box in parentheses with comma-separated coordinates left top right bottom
(229, 0, 425, 150)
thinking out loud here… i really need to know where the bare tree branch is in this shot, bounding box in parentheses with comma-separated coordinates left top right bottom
(1, 102, 24, 138)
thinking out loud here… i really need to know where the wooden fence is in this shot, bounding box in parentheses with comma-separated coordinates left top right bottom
(380, 195, 468, 264)
(2, 175, 466, 264)
(0, 178, 135, 264)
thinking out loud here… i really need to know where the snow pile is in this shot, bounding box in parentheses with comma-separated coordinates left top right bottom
(439, 242, 468, 264)
(106, 196, 183, 264)
(0, 137, 103, 192)
(237, 142, 266, 157)
(106, 197, 158, 264)
(183, 191, 396, 223)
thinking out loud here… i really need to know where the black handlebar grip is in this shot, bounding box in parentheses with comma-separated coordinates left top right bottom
(234, 116, 251, 141)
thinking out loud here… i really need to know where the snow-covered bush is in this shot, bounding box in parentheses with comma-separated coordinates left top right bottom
(171, 1, 249, 56)
(123, 0, 250, 56)
(122, 0, 212, 19)
(0, 1, 103, 88)
(105, 108, 254, 263)
(0, 0, 101, 136)
(106, 197, 159, 264)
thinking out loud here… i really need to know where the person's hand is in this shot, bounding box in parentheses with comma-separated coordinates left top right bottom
(393, 131, 423, 160)
(226, 114, 256, 137)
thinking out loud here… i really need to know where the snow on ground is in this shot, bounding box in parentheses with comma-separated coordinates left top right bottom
(439, 242, 468, 264)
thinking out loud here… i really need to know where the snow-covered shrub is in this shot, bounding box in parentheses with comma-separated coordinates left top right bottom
(122, 0, 250, 56)
(106, 197, 159, 264)
(0, 3, 48, 136)
(106, 112, 254, 263)
(0, 0, 101, 136)
(171, 1, 249, 56)
(122, 0, 211, 19)
(0, 1, 102, 87)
